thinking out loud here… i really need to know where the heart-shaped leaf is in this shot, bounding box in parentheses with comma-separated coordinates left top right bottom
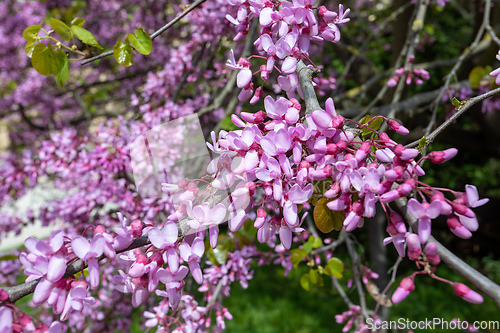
(113, 40, 133, 67)
(127, 28, 152, 55)
(50, 18, 71, 41)
(313, 198, 344, 233)
(32, 43, 59, 76)
(71, 25, 102, 49)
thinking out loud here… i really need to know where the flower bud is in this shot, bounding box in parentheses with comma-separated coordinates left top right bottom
(447, 215, 472, 239)
(426, 148, 458, 164)
(388, 119, 409, 135)
(424, 242, 440, 265)
(452, 283, 483, 304)
(392, 277, 415, 304)
(406, 234, 421, 260)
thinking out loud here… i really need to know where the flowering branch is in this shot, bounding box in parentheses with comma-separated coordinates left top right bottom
(80, 0, 208, 66)
(394, 196, 500, 307)
(2, 235, 150, 304)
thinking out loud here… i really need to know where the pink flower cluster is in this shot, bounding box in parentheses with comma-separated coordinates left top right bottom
(226, 0, 349, 102)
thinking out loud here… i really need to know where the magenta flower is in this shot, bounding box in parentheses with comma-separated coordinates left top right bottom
(60, 282, 96, 321)
(71, 234, 105, 289)
(156, 265, 189, 309)
(407, 198, 442, 243)
(148, 221, 179, 273)
(465, 184, 489, 208)
(179, 237, 205, 284)
(0, 306, 13, 333)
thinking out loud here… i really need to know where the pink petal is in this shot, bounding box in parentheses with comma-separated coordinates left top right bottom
(237, 68, 252, 88)
(178, 243, 191, 262)
(427, 201, 442, 219)
(229, 210, 246, 232)
(148, 227, 166, 249)
(71, 236, 90, 260)
(259, 7, 273, 27)
(212, 204, 227, 224)
(189, 261, 203, 284)
(163, 222, 178, 245)
(283, 201, 298, 227)
(279, 227, 292, 249)
(191, 237, 205, 258)
(47, 255, 66, 282)
(407, 199, 425, 219)
(33, 278, 53, 304)
(167, 248, 179, 274)
(281, 57, 298, 75)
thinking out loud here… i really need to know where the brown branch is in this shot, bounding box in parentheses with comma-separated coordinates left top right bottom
(80, 0, 208, 66)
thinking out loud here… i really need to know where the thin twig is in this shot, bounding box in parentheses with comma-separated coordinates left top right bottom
(405, 86, 500, 148)
(80, 0, 208, 66)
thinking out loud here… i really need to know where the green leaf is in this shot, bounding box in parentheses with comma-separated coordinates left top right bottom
(417, 136, 428, 154)
(451, 97, 460, 106)
(291, 248, 308, 268)
(309, 268, 320, 285)
(303, 235, 322, 253)
(371, 117, 384, 131)
(25, 41, 36, 58)
(313, 198, 344, 233)
(359, 114, 372, 126)
(469, 66, 485, 89)
(324, 257, 344, 278)
(31, 43, 59, 76)
(127, 28, 152, 55)
(54, 49, 69, 87)
(71, 25, 102, 48)
(23, 24, 40, 42)
(113, 40, 133, 67)
(71, 17, 86, 27)
(300, 273, 311, 291)
(50, 18, 71, 41)
(0, 254, 18, 261)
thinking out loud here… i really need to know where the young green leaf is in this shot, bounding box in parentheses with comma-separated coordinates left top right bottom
(313, 198, 344, 233)
(323, 257, 344, 278)
(71, 17, 86, 27)
(50, 18, 72, 41)
(417, 136, 428, 154)
(71, 25, 102, 49)
(31, 43, 60, 76)
(127, 28, 152, 55)
(300, 273, 311, 291)
(468, 66, 485, 89)
(54, 49, 69, 87)
(291, 248, 308, 268)
(23, 24, 40, 42)
(113, 40, 134, 67)
(362, 117, 384, 136)
(451, 97, 460, 106)
(359, 114, 372, 125)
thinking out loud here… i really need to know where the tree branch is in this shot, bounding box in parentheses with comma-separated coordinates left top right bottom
(3, 235, 151, 304)
(80, 0, 208, 66)
(406, 86, 500, 148)
(297, 60, 322, 115)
